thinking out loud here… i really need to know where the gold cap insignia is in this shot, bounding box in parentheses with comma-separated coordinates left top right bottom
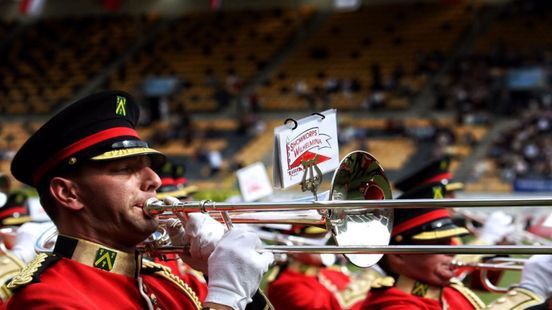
(432, 185, 443, 199)
(115, 96, 127, 116)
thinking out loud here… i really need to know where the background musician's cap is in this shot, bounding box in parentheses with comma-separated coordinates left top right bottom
(0, 191, 32, 227)
(155, 161, 198, 200)
(391, 182, 469, 244)
(394, 156, 463, 193)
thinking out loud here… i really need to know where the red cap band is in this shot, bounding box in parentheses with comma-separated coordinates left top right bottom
(0, 207, 27, 219)
(422, 172, 452, 186)
(160, 177, 176, 186)
(392, 209, 450, 237)
(32, 127, 139, 185)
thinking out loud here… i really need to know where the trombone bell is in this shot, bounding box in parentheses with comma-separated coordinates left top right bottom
(327, 150, 393, 268)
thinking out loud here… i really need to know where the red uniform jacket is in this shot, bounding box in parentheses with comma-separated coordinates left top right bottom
(361, 276, 485, 310)
(5, 235, 201, 309)
(268, 261, 375, 310)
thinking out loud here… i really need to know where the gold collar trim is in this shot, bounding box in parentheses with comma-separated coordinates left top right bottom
(55, 234, 138, 277)
(396, 276, 442, 301)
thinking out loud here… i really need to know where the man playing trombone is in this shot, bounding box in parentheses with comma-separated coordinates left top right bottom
(5, 90, 274, 310)
(361, 182, 486, 309)
(394, 155, 514, 292)
(361, 182, 550, 309)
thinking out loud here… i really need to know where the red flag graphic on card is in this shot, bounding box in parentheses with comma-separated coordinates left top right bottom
(285, 127, 332, 175)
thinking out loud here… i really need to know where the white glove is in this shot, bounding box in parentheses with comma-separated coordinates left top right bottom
(11, 222, 55, 264)
(205, 229, 274, 310)
(519, 255, 552, 298)
(479, 211, 515, 244)
(164, 197, 225, 274)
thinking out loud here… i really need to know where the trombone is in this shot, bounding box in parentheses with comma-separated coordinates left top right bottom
(143, 151, 552, 268)
(36, 151, 552, 268)
(452, 257, 526, 293)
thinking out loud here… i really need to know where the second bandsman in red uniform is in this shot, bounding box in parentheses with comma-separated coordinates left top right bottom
(361, 182, 485, 310)
(267, 225, 382, 310)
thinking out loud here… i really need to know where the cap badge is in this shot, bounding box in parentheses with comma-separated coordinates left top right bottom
(411, 281, 429, 297)
(68, 157, 77, 165)
(432, 185, 443, 199)
(115, 96, 127, 116)
(94, 248, 117, 271)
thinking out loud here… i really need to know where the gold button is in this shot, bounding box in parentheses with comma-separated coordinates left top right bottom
(507, 290, 518, 296)
(68, 157, 77, 165)
(150, 294, 157, 304)
(496, 297, 506, 304)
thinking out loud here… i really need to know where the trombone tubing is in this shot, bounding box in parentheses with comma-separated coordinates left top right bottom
(452, 262, 524, 272)
(260, 245, 552, 255)
(145, 197, 552, 215)
(138, 245, 552, 255)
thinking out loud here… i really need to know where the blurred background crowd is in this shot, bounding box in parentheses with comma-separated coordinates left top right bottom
(0, 0, 551, 307)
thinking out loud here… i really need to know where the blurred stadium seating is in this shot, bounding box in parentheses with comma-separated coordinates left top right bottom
(0, 0, 550, 194)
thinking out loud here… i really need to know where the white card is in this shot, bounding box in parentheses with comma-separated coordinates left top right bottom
(273, 109, 340, 189)
(236, 162, 273, 202)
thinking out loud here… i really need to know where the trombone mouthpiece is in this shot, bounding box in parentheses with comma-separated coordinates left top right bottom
(144, 198, 165, 216)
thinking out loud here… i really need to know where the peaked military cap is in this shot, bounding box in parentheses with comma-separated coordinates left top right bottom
(11, 90, 166, 188)
(394, 156, 463, 193)
(391, 182, 468, 244)
(0, 192, 32, 226)
(155, 161, 197, 200)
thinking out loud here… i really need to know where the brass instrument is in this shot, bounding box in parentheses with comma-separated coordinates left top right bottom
(35, 151, 552, 268)
(452, 257, 526, 293)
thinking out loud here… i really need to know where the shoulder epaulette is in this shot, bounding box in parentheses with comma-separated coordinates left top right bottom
(141, 260, 202, 310)
(485, 287, 544, 310)
(6, 253, 60, 291)
(370, 276, 395, 289)
(332, 268, 382, 308)
(449, 278, 485, 309)
(0, 251, 26, 301)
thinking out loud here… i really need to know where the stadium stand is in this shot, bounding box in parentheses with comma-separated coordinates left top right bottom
(256, 2, 478, 111)
(0, 0, 549, 194)
(103, 8, 315, 113)
(0, 15, 159, 115)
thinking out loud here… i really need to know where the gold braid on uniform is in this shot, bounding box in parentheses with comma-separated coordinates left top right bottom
(370, 276, 395, 289)
(6, 253, 51, 290)
(449, 278, 485, 309)
(0, 250, 26, 300)
(141, 260, 202, 310)
(484, 287, 544, 310)
(326, 268, 381, 308)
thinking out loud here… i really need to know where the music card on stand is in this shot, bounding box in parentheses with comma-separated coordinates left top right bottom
(273, 109, 340, 189)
